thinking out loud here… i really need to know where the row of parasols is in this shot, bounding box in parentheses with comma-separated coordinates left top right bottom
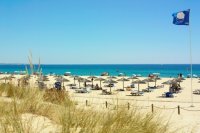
(0, 75, 197, 92)
(36, 75, 187, 93)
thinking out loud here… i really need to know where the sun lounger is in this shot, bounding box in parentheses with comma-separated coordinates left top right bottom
(148, 85, 164, 89)
(116, 89, 125, 91)
(142, 88, 153, 92)
(102, 89, 112, 95)
(70, 86, 79, 89)
(75, 89, 87, 93)
(157, 85, 164, 89)
(149, 86, 157, 89)
(130, 91, 143, 96)
(67, 84, 76, 86)
(75, 87, 91, 93)
(193, 89, 200, 94)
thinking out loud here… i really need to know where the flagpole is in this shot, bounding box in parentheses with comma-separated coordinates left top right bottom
(189, 23, 194, 107)
(172, 9, 193, 106)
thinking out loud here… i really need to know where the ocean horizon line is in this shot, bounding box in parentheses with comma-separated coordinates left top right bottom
(0, 63, 200, 65)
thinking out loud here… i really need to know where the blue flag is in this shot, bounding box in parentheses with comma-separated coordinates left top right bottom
(172, 9, 190, 25)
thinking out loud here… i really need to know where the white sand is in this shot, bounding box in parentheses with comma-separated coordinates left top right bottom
(1, 74, 200, 133)
(21, 113, 60, 133)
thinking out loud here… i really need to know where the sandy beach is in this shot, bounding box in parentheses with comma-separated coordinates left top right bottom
(1, 74, 200, 132)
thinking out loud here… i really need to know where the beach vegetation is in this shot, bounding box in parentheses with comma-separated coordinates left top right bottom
(0, 83, 171, 133)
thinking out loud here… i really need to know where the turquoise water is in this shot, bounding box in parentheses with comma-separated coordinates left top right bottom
(0, 64, 200, 78)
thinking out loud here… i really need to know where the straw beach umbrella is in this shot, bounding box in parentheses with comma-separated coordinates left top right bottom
(88, 76, 97, 87)
(143, 78, 155, 91)
(54, 76, 70, 89)
(153, 77, 161, 88)
(162, 79, 177, 92)
(128, 76, 138, 82)
(77, 77, 83, 88)
(88, 76, 97, 79)
(175, 78, 183, 86)
(78, 78, 91, 88)
(132, 80, 146, 92)
(104, 79, 117, 84)
(107, 76, 117, 79)
(61, 78, 70, 89)
(176, 77, 185, 86)
(117, 78, 130, 91)
(162, 80, 176, 86)
(94, 77, 105, 88)
(103, 79, 118, 93)
(177, 77, 186, 80)
(70, 75, 80, 85)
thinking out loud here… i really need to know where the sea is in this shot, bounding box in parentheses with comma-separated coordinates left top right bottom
(0, 64, 200, 78)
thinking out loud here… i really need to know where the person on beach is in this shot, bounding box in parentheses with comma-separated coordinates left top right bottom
(95, 84, 99, 90)
(91, 78, 94, 88)
(84, 82, 86, 87)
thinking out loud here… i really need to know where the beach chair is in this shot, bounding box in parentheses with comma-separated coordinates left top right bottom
(55, 82, 62, 90)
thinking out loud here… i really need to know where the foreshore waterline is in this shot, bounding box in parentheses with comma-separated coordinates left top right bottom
(0, 64, 200, 77)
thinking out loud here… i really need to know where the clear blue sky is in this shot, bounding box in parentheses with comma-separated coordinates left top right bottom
(0, 0, 199, 64)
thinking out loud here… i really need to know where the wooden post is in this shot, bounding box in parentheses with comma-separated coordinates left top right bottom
(151, 104, 154, 113)
(106, 101, 108, 108)
(178, 105, 180, 115)
(128, 102, 130, 110)
(86, 100, 88, 106)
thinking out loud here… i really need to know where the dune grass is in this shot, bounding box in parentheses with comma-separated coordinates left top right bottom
(0, 83, 170, 133)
